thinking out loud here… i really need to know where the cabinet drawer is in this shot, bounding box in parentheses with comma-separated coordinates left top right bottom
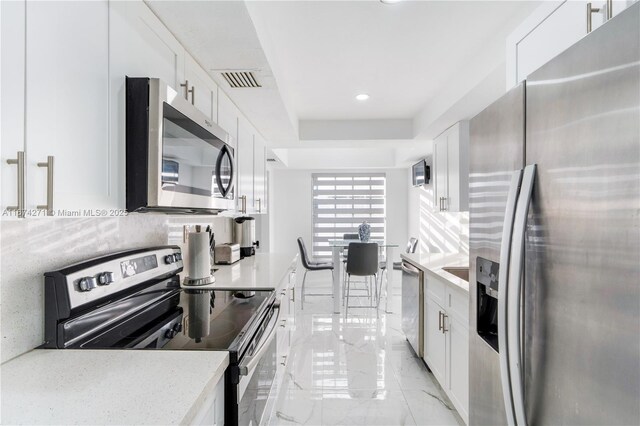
(425, 274, 446, 307)
(446, 285, 469, 325)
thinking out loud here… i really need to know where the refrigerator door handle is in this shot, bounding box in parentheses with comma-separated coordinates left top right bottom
(498, 169, 523, 426)
(507, 164, 537, 426)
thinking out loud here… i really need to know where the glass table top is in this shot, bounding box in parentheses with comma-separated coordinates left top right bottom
(328, 240, 399, 248)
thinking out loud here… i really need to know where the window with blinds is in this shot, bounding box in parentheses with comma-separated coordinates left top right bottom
(312, 173, 386, 259)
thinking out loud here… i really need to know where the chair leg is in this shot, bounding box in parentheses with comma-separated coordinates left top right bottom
(301, 269, 308, 310)
(374, 273, 378, 305)
(345, 274, 351, 315)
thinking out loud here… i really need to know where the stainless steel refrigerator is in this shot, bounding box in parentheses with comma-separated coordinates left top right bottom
(469, 3, 639, 425)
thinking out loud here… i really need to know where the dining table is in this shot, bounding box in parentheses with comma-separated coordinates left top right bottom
(329, 240, 399, 314)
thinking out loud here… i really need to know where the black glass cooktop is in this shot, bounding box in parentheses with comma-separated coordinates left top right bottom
(162, 289, 275, 353)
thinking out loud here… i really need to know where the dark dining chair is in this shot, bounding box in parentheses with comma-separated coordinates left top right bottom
(344, 242, 379, 315)
(297, 237, 334, 309)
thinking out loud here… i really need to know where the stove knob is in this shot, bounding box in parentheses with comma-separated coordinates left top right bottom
(173, 323, 183, 333)
(174, 253, 182, 261)
(78, 276, 98, 292)
(97, 271, 115, 286)
(165, 328, 177, 339)
(164, 254, 175, 264)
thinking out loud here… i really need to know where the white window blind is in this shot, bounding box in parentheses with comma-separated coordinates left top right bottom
(312, 173, 386, 259)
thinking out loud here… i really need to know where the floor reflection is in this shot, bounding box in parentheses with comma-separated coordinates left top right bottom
(269, 271, 463, 426)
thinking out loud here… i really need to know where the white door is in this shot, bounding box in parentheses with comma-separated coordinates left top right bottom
(1, 0, 26, 215)
(26, 1, 112, 211)
(184, 54, 218, 123)
(237, 115, 254, 213)
(253, 133, 266, 214)
(423, 296, 447, 385)
(447, 314, 469, 424)
(434, 134, 449, 212)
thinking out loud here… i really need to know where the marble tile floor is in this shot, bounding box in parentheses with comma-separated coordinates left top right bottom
(269, 271, 464, 426)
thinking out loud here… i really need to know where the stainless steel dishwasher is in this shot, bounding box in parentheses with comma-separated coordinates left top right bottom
(401, 260, 424, 357)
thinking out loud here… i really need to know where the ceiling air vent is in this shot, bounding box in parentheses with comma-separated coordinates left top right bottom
(221, 71, 261, 88)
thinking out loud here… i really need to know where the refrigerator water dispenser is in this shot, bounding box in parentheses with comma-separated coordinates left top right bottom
(476, 257, 500, 352)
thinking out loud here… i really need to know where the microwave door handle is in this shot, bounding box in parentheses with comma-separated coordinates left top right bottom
(498, 169, 523, 426)
(507, 164, 536, 426)
(238, 301, 281, 376)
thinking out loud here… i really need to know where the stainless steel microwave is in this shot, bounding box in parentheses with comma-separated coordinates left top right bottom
(126, 77, 235, 213)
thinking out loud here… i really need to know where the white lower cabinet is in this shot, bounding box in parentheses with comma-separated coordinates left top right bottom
(265, 258, 297, 424)
(423, 275, 469, 424)
(448, 314, 469, 421)
(424, 296, 447, 386)
(190, 377, 225, 426)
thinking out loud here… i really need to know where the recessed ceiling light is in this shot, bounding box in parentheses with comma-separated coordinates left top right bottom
(380, 0, 402, 4)
(356, 93, 370, 101)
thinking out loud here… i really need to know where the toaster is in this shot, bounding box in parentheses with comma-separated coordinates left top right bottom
(214, 243, 241, 265)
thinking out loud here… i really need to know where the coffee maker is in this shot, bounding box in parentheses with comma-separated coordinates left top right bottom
(234, 216, 256, 257)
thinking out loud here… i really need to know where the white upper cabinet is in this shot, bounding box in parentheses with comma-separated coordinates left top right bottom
(433, 121, 469, 213)
(217, 90, 239, 148)
(109, 0, 187, 209)
(237, 115, 255, 213)
(253, 133, 267, 214)
(507, 0, 636, 88)
(27, 0, 112, 213)
(184, 53, 218, 123)
(2, 0, 269, 216)
(1, 1, 26, 216)
(109, 1, 185, 90)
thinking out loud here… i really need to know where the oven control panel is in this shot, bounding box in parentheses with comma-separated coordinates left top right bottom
(49, 246, 183, 312)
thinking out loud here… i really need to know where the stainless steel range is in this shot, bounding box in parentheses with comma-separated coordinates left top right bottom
(43, 246, 279, 426)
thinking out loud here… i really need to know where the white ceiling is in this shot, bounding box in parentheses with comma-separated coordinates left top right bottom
(147, 0, 542, 166)
(246, 0, 540, 121)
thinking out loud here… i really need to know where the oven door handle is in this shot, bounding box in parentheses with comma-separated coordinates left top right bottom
(238, 301, 281, 376)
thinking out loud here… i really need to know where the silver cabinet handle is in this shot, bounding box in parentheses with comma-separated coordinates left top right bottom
(442, 313, 448, 333)
(290, 286, 295, 303)
(37, 156, 54, 215)
(497, 170, 523, 426)
(180, 80, 194, 105)
(507, 164, 536, 426)
(587, 3, 600, 33)
(6, 151, 26, 218)
(256, 198, 261, 213)
(438, 310, 443, 331)
(442, 197, 447, 211)
(281, 355, 287, 366)
(238, 195, 247, 213)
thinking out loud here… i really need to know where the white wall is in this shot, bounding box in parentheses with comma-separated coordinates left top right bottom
(271, 168, 409, 262)
(0, 214, 233, 363)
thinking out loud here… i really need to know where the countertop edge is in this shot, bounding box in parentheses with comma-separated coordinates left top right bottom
(179, 352, 230, 425)
(401, 252, 470, 293)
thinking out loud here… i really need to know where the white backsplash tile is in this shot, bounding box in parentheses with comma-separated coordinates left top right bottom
(409, 183, 469, 255)
(0, 213, 233, 363)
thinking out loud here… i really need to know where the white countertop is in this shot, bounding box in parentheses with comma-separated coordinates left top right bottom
(1, 349, 228, 425)
(401, 252, 470, 292)
(1, 252, 298, 425)
(211, 252, 297, 291)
